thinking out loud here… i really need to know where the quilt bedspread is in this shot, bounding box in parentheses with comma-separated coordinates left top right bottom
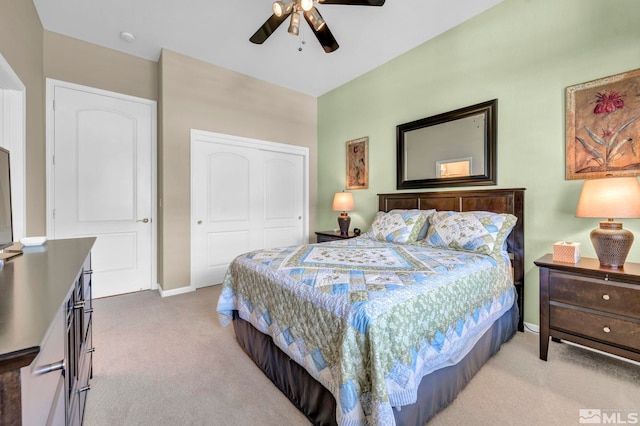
(216, 237, 515, 426)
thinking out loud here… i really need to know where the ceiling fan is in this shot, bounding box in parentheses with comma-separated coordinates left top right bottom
(250, 0, 385, 53)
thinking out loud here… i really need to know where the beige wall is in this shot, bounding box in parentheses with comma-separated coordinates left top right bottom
(0, 1, 44, 235)
(1, 16, 159, 236)
(158, 49, 317, 291)
(44, 31, 158, 101)
(0, 3, 317, 294)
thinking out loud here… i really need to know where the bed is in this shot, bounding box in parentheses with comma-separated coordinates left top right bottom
(217, 188, 525, 426)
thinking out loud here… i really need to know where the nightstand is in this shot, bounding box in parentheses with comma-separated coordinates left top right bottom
(534, 254, 640, 363)
(315, 230, 358, 243)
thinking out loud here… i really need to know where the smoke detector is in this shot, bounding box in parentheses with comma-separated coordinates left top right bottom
(120, 32, 136, 43)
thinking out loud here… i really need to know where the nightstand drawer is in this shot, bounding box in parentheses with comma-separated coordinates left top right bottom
(549, 271, 640, 319)
(550, 304, 640, 351)
(317, 234, 342, 243)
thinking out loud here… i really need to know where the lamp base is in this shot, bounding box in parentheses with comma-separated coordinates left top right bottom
(590, 220, 634, 269)
(337, 212, 351, 236)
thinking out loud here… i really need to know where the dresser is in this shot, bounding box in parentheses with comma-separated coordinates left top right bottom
(315, 230, 358, 243)
(0, 237, 96, 425)
(534, 254, 640, 363)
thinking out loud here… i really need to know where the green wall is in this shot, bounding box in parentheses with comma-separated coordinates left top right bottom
(317, 0, 640, 326)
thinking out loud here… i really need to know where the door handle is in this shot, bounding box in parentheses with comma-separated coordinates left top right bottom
(137, 218, 150, 223)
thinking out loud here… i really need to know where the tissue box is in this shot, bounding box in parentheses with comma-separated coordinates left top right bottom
(553, 241, 580, 263)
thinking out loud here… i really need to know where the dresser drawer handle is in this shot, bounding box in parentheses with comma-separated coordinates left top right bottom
(603, 326, 611, 333)
(602, 294, 610, 301)
(34, 360, 65, 375)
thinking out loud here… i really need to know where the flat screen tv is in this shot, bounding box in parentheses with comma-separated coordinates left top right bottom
(0, 147, 14, 251)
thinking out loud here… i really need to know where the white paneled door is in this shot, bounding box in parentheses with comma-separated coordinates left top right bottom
(48, 80, 156, 298)
(191, 131, 307, 288)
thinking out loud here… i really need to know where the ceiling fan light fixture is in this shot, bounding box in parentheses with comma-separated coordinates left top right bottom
(307, 8, 326, 31)
(253, 0, 382, 52)
(288, 12, 300, 35)
(300, 0, 314, 12)
(273, 0, 294, 17)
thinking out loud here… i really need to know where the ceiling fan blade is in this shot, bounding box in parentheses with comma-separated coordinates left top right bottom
(250, 12, 291, 44)
(318, 0, 385, 5)
(303, 8, 339, 53)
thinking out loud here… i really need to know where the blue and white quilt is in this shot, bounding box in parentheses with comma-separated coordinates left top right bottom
(217, 237, 515, 426)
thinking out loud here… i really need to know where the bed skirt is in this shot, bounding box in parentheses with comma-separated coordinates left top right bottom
(232, 302, 518, 425)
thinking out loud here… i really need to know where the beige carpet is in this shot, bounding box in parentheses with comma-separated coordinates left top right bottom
(84, 285, 640, 425)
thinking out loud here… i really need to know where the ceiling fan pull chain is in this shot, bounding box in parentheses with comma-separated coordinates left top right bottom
(299, 25, 306, 51)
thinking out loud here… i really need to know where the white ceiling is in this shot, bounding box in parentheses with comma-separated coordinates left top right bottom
(33, 0, 503, 97)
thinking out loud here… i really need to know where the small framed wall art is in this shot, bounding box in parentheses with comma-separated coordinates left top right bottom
(346, 136, 368, 189)
(566, 68, 640, 180)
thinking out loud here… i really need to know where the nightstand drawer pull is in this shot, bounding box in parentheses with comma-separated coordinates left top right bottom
(603, 326, 611, 333)
(602, 294, 610, 301)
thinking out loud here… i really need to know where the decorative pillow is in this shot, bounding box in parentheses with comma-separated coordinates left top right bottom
(389, 209, 435, 241)
(423, 211, 517, 255)
(362, 210, 430, 244)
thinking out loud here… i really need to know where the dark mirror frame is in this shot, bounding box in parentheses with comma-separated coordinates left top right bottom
(396, 99, 497, 189)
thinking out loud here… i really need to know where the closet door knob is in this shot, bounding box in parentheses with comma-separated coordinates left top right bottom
(137, 218, 150, 223)
(602, 294, 610, 301)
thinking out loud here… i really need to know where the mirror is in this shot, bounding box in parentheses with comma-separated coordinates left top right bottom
(396, 99, 497, 189)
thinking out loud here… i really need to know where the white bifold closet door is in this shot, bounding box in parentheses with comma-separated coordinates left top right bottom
(191, 131, 306, 288)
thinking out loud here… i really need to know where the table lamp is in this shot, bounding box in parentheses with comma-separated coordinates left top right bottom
(332, 191, 354, 236)
(575, 176, 640, 268)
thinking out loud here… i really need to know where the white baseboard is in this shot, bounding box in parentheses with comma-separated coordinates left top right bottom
(157, 285, 194, 297)
(523, 322, 539, 333)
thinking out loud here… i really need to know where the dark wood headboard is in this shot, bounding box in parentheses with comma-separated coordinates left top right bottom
(378, 188, 525, 331)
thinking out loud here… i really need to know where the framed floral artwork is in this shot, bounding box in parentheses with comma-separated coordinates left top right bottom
(346, 137, 368, 189)
(566, 68, 640, 179)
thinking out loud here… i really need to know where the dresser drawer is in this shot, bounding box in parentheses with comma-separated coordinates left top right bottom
(549, 271, 640, 319)
(550, 304, 640, 352)
(21, 306, 66, 426)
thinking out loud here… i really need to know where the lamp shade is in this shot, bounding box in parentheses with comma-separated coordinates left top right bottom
(576, 177, 640, 219)
(332, 192, 354, 212)
(576, 176, 640, 268)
